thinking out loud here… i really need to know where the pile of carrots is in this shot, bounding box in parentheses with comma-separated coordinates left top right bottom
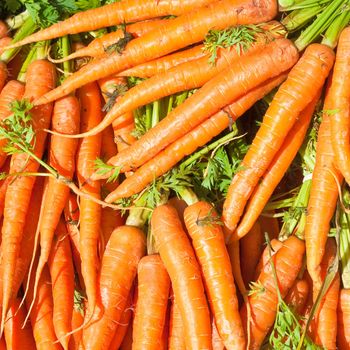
(0, 0, 350, 349)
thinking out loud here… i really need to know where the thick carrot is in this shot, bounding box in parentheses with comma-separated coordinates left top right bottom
(7, 0, 216, 49)
(4, 298, 36, 350)
(48, 219, 75, 350)
(76, 82, 102, 314)
(329, 27, 350, 185)
(338, 289, 350, 349)
(284, 278, 309, 315)
(34, 0, 278, 105)
(212, 317, 225, 350)
(240, 236, 305, 349)
(236, 92, 320, 239)
(152, 204, 212, 350)
(105, 75, 286, 201)
(223, 44, 334, 237)
(0, 80, 26, 168)
(1, 59, 56, 331)
(184, 201, 245, 350)
(168, 295, 186, 350)
(80, 225, 145, 350)
(0, 62, 8, 93)
(132, 254, 170, 350)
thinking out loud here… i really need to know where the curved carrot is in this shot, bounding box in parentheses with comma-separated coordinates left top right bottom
(223, 44, 334, 237)
(240, 236, 305, 349)
(4, 299, 36, 350)
(7, 0, 216, 49)
(0, 62, 8, 93)
(329, 27, 350, 185)
(284, 278, 309, 315)
(76, 82, 103, 314)
(236, 92, 320, 239)
(105, 74, 286, 201)
(81, 225, 145, 350)
(132, 254, 170, 350)
(1, 59, 56, 332)
(168, 295, 186, 350)
(152, 204, 212, 350)
(184, 201, 245, 350)
(34, 0, 278, 105)
(48, 219, 75, 350)
(338, 289, 350, 349)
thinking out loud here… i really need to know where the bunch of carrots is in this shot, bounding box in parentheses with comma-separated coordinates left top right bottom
(0, 0, 349, 349)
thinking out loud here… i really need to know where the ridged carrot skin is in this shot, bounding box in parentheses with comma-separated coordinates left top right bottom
(184, 201, 245, 350)
(212, 318, 225, 350)
(284, 278, 309, 315)
(338, 289, 350, 349)
(168, 295, 186, 350)
(236, 92, 320, 239)
(0, 80, 25, 168)
(1, 60, 56, 330)
(105, 75, 286, 201)
(223, 44, 335, 237)
(34, 0, 277, 105)
(152, 204, 212, 350)
(126, 18, 172, 38)
(241, 236, 305, 350)
(0, 62, 7, 92)
(100, 39, 297, 177)
(329, 27, 350, 185)
(80, 226, 145, 350)
(132, 255, 170, 350)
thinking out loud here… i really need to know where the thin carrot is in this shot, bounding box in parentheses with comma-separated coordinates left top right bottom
(236, 92, 320, 239)
(80, 225, 145, 350)
(132, 254, 170, 349)
(48, 219, 75, 350)
(168, 295, 186, 350)
(4, 298, 36, 350)
(152, 204, 212, 350)
(0, 159, 11, 219)
(0, 62, 8, 93)
(223, 44, 334, 238)
(105, 74, 287, 201)
(7, 0, 216, 49)
(284, 278, 309, 315)
(126, 18, 172, 38)
(1, 59, 56, 332)
(34, 0, 278, 105)
(338, 289, 350, 349)
(240, 236, 305, 349)
(329, 27, 350, 185)
(68, 307, 84, 350)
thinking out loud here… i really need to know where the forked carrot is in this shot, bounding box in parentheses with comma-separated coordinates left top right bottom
(223, 44, 334, 237)
(34, 0, 278, 105)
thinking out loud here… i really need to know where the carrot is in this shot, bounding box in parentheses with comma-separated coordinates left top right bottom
(0, 338, 5, 350)
(329, 27, 350, 185)
(236, 92, 320, 239)
(212, 317, 225, 350)
(223, 44, 334, 237)
(80, 225, 145, 350)
(0, 21, 8, 39)
(68, 307, 84, 350)
(76, 82, 103, 314)
(34, 0, 278, 105)
(120, 321, 133, 350)
(152, 204, 212, 350)
(48, 219, 75, 350)
(4, 298, 36, 350)
(258, 214, 279, 240)
(0, 62, 8, 93)
(168, 295, 186, 350)
(0, 79, 26, 168)
(1, 59, 56, 331)
(284, 278, 309, 315)
(126, 18, 172, 38)
(113, 121, 137, 154)
(240, 236, 305, 349)
(312, 239, 340, 350)
(132, 255, 170, 349)
(338, 289, 350, 349)
(0, 159, 12, 218)
(0, 37, 11, 56)
(25, 264, 62, 350)
(105, 74, 287, 201)
(240, 221, 264, 288)
(7, 0, 216, 49)
(184, 201, 245, 350)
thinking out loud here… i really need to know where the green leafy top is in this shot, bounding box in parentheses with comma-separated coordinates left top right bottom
(94, 158, 120, 183)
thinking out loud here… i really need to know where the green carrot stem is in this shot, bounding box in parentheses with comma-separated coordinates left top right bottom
(340, 189, 350, 289)
(125, 193, 149, 228)
(60, 36, 72, 75)
(279, 0, 330, 11)
(145, 104, 152, 131)
(36, 41, 49, 60)
(0, 17, 37, 63)
(17, 45, 37, 83)
(321, 10, 350, 48)
(177, 187, 198, 206)
(151, 100, 160, 127)
(5, 10, 30, 30)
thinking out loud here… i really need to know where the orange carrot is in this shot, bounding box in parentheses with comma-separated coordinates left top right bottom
(184, 201, 245, 350)
(223, 44, 334, 237)
(0, 37, 11, 56)
(81, 226, 145, 350)
(284, 278, 309, 315)
(69, 307, 84, 350)
(126, 18, 172, 38)
(338, 289, 350, 349)
(105, 75, 286, 201)
(0, 21, 8, 39)
(240, 236, 305, 349)
(0, 160, 11, 219)
(329, 27, 350, 185)
(0, 338, 5, 350)
(212, 317, 225, 350)
(120, 321, 133, 350)
(76, 82, 103, 314)
(34, 0, 278, 105)
(132, 255, 170, 349)
(168, 295, 186, 350)
(1, 59, 56, 331)
(48, 219, 75, 350)
(235, 92, 320, 239)
(4, 299, 36, 350)
(152, 204, 212, 350)
(0, 62, 8, 93)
